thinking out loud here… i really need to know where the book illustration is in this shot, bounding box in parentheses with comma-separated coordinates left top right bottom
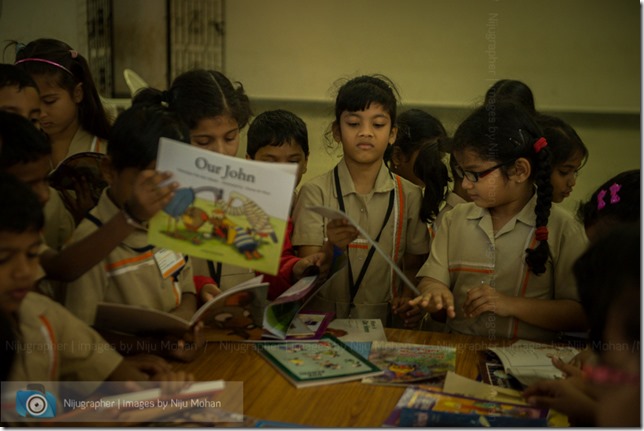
(388, 387, 547, 427)
(283, 312, 334, 340)
(48, 151, 108, 207)
(257, 335, 384, 388)
(363, 341, 456, 385)
(324, 318, 387, 342)
(150, 138, 298, 275)
(476, 351, 523, 390)
(487, 340, 580, 387)
(307, 206, 419, 295)
(94, 276, 269, 337)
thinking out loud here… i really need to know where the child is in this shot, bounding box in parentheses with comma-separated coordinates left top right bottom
(292, 75, 429, 326)
(385, 108, 447, 187)
(484, 79, 537, 115)
(0, 64, 41, 127)
(411, 102, 588, 341)
(0, 172, 188, 400)
(0, 111, 177, 288)
(523, 224, 640, 426)
(537, 114, 588, 203)
(133, 69, 252, 291)
(577, 169, 639, 242)
(246, 109, 327, 299)
(63, 104, 202, 361)
(14, 38, 111, 165)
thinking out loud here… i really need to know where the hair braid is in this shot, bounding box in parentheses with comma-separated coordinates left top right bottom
(525, 144, 553, 275)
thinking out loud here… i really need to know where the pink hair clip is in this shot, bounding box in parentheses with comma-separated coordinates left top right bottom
(69, 50, 78, 59)
(596, 183, 622, 210)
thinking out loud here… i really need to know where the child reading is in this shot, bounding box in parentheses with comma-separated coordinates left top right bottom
(63, 104, 202, 361)
(0, 64, 41, 127)
(292, 75, 429, 326)
(410, 102, 588, 341)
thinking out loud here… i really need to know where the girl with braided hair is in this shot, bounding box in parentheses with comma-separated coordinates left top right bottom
(410, 102, 588, 341)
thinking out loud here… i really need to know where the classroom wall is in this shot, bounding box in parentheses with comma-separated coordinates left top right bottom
(0, 0, 639, 214)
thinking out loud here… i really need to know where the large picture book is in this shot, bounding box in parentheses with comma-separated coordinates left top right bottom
(385, 386, 548, 427)
(256, 335, 383, 388)
(93, 276, 269, 336)
(149, 138, 298, 275)
(362, 341, 456, 386)
(485, 340, 580, 387)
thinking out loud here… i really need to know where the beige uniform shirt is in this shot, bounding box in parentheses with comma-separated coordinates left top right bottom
(417, 194, 587, 341)
(9, 292, 122, 396)
(64, 189, 195, 324)
(292, 159, 429, 322)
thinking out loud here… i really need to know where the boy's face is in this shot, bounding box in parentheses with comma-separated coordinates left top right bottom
(105, 160, 154, 208)
(248, 139, 308, 186)
(4, 156, 51, 205)
(0, 229, 41, 314)
(0, 85, 41, 128)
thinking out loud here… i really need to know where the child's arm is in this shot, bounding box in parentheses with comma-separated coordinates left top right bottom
(463, 285, 588, 331)
(391, 252, 428, 328)
(409, 276, 456, 318)
(41, 170, 178, 281)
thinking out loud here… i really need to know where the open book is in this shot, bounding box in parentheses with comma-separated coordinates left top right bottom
(149, 138, 298, 276)
(486, 340, 580, 386)
(94, 276, 268, 336)
(48, 151, 108, 207)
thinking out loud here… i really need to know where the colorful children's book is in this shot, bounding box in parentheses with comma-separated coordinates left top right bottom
(362, 341, 456, 386)
(149, 138, 298, 275)
(256, 335, 384, 388)
(486, 340, 580, 387)
(93, 276, 269, 336)
(389, 387, 548, 427)
(283, 312, 335, 340)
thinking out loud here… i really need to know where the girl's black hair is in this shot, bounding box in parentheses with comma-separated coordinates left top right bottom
(484, 79, 536, 116)
(0, 171, 45, 232)
(577, 169, 640, 231)
(14, 38, 112, 139)
(133, 69, 252, 131)
(384, 108, 447, 167)
(536, 114, 588, 167)
(108, 104, 190, 171)
(573, 223, 640, 352)
(413, 142, 450, 223)
(452, 102, 553, 275)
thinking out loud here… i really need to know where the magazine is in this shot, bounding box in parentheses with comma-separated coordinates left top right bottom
(362, 341, 456, 385)
(256, 335, 383, 388)
(149, 138, 298, 275)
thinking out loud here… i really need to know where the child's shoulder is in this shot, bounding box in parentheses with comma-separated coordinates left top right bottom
(18, 292, 69, 324)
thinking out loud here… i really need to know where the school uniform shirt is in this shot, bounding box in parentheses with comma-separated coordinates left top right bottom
(417, 194, 588, 341)
(63, 189, 195, 325)
(432, 191, 467, 234)
(9, 292, 122, 396)
(292, 159, 429, 322)
(66, 127, 108, 159)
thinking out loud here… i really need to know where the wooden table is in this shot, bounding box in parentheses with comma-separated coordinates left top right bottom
(172, 329, 505, 427)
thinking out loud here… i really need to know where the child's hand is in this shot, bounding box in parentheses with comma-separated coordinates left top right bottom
(60, 175, 96, 224)
(126, 170, 179, 222)
(562, 347, 597, 372)
(122, 353, 172, 377)
(326, 218, 358, 249)
(462, 283, 512, 318)
(163, 321, 205, 362)
(391, 296, 424, 328)
(292, 252, 326, 280)
(200, 283, 221, 303)
(409, 286, 455, 318)
(523, 377, 597, 426)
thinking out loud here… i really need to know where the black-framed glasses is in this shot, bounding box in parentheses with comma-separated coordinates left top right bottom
(454, 160, 515, 183)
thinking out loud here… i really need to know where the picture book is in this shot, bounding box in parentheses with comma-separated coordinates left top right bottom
(442, 371, 527, 405)
(283, 312, 335, 340)
(256, 335, 384, 388)
(362, 341, 456, 386)
(48, 151, 108, 207)
(324, 318, 388, 359)
(476, 350, 523, 390)
(388, 387, 548, 427)
(307, 206, 419, 295)
(486, 340, 580, 387)
(149, 138, 298, 275)
(93, 276, 269, 337)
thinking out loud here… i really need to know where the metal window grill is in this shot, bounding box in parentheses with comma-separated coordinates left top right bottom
(86, 0, 113, 97)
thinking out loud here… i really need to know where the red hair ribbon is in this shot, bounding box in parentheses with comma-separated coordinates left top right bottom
(535, 226, 548, 241)
(533, 137, 548, 153)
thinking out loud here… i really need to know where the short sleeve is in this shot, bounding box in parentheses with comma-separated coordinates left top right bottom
(291, 182, 327, 247)
(416, 207, 452, 286)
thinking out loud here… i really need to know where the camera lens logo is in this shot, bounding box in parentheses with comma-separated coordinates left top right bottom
(15, 384, 57, 418)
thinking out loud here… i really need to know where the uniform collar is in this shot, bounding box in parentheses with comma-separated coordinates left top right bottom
(334, 158, 394, 199)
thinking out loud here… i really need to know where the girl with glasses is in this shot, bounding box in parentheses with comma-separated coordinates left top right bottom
(410, 102, 588, 341)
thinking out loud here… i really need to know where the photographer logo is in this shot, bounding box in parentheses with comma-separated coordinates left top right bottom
(15, 383, 56, 418)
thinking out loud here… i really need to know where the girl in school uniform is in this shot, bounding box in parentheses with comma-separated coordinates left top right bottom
(292, 75, 429, 326)
(411, 102, 588, 341)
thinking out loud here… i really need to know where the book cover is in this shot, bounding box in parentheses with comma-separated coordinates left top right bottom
(256, 335, 384, 388)
(283, 312, 335, 340)
(48, 151, 108, 207)
(324, 318, 387, 342)
(93, 276, 269, 337)
(149, 138, 298, 275)
(362, 341, 456, 385)
(391, 387, 548, 427)
(487, 340, 580, 387)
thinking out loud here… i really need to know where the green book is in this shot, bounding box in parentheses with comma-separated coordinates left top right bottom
(257, 335, 383, 388)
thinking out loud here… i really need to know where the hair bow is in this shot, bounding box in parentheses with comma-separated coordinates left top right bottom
(597, 183, 622, 210)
